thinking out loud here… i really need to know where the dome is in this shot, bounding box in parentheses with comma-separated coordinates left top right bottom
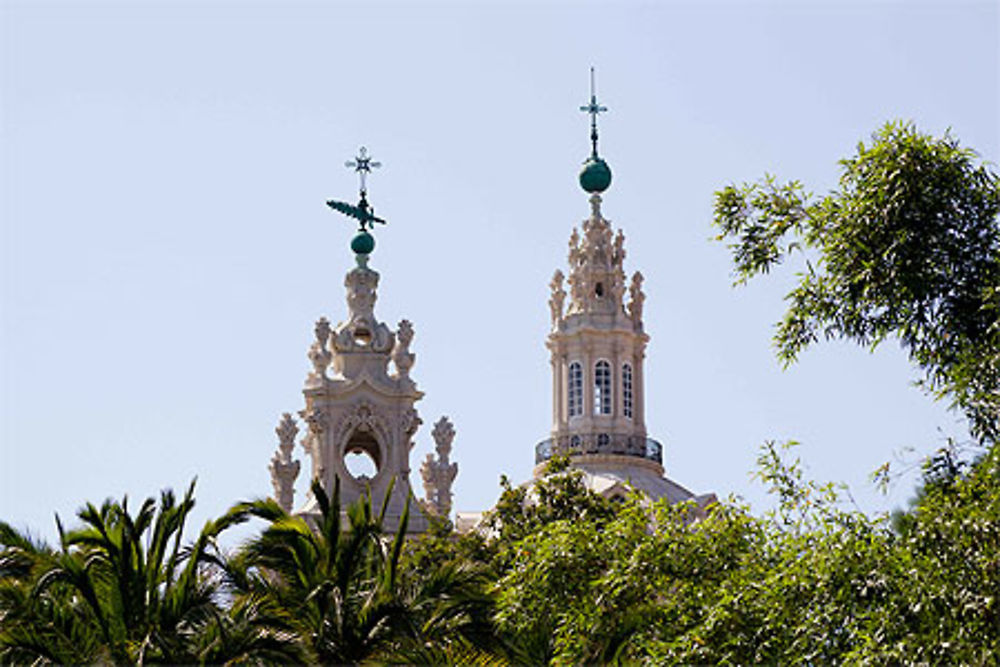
(579, 156, 612, 193)
(351, 230, 375, 255)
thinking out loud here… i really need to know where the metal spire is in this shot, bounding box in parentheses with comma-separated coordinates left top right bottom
(579, 67, 608, 159)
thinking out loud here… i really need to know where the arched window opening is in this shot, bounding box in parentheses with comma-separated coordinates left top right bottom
(594, 361, 612, 415)
(623, 363, 633, 419)
(595, 282, 604, 298)
(598, 433, 610, 448)
(568, 362, 583, 418)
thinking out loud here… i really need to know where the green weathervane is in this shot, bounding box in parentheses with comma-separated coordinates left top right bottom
(579, 67, 612, 194)
(326, 146, 386, 259)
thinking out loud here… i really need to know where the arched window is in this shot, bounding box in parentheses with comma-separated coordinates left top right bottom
(568, 362, 583, 418)
(594, 360, 612, 415)
(622, 363, 633, 419)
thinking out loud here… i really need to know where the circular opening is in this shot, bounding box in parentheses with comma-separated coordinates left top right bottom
(344, 450, 378, 479)
(343, 430, 381, 480)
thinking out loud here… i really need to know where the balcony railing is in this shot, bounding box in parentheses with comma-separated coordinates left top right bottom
(535, 433, 663, 466)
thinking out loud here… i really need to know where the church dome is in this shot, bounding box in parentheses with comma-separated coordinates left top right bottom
(579, 156, 612, 193)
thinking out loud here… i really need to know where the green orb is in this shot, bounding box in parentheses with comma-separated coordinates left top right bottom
(579, 156, 612, 193)
(351, 230, 375, 255)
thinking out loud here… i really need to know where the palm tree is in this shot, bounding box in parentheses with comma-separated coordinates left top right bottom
(0, 520, 106, 663)
(220, 476, 429, 664)
(0, 481, 300, 664)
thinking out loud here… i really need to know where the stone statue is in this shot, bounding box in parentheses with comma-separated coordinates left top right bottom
(548, 270, 566, 326)
(420, 416, 458, 518)
(627, 271, 645, 326)
(269, 413, 300, 513)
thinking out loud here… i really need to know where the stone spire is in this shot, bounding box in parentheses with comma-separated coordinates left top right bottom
(421, 416, 459, 518)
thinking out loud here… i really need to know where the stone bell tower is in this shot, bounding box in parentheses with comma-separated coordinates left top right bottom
(268, 147, 457, 532)
(535, 71, 714, 508)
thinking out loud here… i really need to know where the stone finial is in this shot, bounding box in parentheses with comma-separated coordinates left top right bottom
(627, 271, 645, 327)
(420, 416, 458, 518)
(548, 270, 566, 326)
(307, 317, 333, 385)
(614, 229, 626, 266)
(392, 319, 415, 379)
(568, 228, 582, 267)
(432, 416, 455, 456)
(269, 413, 301, 513)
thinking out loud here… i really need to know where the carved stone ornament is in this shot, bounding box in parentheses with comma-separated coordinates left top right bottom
(420, 416, 458, 517)
(548, 270, 566, 326)
(333, 265, 393, 353)
(333, 400, 392, 458)
(300, 407, 329, 437)
(307, 317, 333, 384)
(431, 416, 455, 457)
(564, 200, 625, 314)
(399, 407, 422, 439)
(627, 270, 645, 326)
(392, 319, 416, 379)
(269, 413, 301, 513)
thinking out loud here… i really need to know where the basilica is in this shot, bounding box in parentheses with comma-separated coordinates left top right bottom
(267, 76, 714, 532)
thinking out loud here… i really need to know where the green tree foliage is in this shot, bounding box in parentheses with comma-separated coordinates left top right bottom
(217, 477, 417, 664)
(713, 121, 1000, 444)
(487, 442, 999, 664)
(219, 477, 496, 665)
(2, 448, 997, 664)
(0, 481, 288, 664)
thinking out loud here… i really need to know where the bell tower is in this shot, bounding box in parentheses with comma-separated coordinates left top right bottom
(535, 71, 714, 509)
(268, 147, 458, 532)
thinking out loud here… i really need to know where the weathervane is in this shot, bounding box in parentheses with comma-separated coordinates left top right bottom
(580, 67, 608, 159)
(326, 146, 386, 261)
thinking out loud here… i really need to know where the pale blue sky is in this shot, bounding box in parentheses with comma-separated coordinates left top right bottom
(2, 1, 997, 542)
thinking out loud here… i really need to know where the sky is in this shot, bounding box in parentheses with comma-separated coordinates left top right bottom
(2, 0, 998, 544)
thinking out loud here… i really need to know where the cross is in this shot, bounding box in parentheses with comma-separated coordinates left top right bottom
(345, 146, 381, 196)
(579, 67, 608, 158)
(327, 146, 386, 232)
